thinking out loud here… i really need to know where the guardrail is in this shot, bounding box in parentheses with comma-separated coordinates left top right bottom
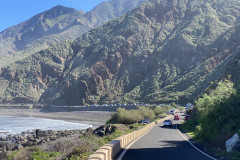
(88, 115, 172, 160)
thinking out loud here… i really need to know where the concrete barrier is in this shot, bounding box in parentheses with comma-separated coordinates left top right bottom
(88, 115, 172, 160)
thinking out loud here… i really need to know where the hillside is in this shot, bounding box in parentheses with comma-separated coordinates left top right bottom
(0, 0, 146, 68)
(0, 0, 240, 105)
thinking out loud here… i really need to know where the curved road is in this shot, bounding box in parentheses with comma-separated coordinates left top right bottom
(116, 114, 214, 160)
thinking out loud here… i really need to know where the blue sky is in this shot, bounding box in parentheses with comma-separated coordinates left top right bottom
(0, 0, 108, 32)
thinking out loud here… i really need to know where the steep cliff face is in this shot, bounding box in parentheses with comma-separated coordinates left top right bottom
(0, 0, 147, 68)
(0, 0, 240, 105)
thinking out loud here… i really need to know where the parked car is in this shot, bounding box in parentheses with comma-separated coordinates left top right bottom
(163, 120, 172, 127)
(174, 115, 180, 120)
(141, 118, 150, 124)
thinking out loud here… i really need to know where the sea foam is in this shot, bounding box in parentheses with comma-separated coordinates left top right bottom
(0, 115, 92, 136)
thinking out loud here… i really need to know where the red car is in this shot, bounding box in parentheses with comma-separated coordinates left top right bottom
(174, 115, 180, 120)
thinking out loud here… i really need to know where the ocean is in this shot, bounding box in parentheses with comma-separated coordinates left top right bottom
(0, 115, 92, 136)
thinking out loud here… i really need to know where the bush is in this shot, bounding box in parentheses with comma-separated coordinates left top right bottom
(30, 151, 61, 160)
(227, 152, 240, 160)
(108, 108, 142, 124)
(193, 79, 240, 145)
(10, 136, 100, 160)
(138, 106, 155, 119)
(180, 119, 198, 133)
(153, 105, 171, 116)
(108, 105, 173, 124)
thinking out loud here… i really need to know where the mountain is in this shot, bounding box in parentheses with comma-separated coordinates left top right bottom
(0, 0, 146, 68)
(0, 0, 240, 105)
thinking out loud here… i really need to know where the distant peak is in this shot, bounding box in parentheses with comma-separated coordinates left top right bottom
(42, 5, 77, 18)
(51, 5, 75, 11)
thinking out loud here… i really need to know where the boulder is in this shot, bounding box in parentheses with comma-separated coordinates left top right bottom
(17, 144, 23, 150)
(6, 143, 15, 151)
(0, 142, 6, 148)
(25, 141, 35, 147)
(94, 125, 107, 137)
(0, 151, 6, 160)
(94, 124, 126, 137)
(106, 125, 117, 135)
(86, 127, 93, 135)
(0, 137, 7, 141)
(226, 133, 240, 153)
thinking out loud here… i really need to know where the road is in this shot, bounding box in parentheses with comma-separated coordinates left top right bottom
(116, 114, 214, 160)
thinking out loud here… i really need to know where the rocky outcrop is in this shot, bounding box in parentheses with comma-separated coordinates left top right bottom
(94, 124, 129, 137)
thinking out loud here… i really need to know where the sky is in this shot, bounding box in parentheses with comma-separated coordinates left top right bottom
(0, 0, 108, 32)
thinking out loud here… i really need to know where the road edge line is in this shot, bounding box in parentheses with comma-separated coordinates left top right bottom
(116, 125, 155, 160)
(176, 122, 217, 160)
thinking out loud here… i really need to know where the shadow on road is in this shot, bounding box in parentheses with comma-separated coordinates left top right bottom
(158, 123, 178, 129)
(116, 139, 212, 160)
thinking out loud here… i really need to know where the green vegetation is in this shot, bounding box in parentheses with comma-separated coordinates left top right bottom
(6, 151, 19, 160)
(180, 79, 240, 159)
(10, 134, 112, 160)
(31, 150, 61, 160)
(1, 0, 240, 106)
(108, 105, 173, 124)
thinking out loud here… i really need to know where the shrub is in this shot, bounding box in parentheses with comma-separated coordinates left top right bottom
(138, 106, 155, 119)
(6, 151, 19, 160)
(153, 105, 171, 116)
(193, 79, 240, 145)
(108, 108, 142, 124)
(11, 147, 40, 160)
(30, 151, 61, 160)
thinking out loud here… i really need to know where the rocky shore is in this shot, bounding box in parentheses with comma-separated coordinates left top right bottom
(0, 128, 95, 159)
(0, 123, 128, 159)
(0, 107, 116, 159)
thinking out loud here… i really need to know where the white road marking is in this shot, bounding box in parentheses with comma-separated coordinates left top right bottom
(176, 121, 217, 160)
(117, 116, 217, 160)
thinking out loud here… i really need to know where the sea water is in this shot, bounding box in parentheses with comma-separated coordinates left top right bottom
(0, 116, 92, 136)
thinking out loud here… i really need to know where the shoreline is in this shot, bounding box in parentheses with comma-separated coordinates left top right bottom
(0, 109, 114, 128)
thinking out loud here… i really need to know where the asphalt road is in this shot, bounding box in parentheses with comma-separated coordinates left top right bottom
(116, 114, 213, 160)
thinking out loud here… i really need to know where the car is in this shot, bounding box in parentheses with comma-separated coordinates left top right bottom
(174, 115, 180, 120)
(141, 118, 150, 124)
(163, 120, 172, 127)
(169, 109, 175, 115)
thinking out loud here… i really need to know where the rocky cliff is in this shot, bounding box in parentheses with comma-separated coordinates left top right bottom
(0, 0, 146, 68)
(0, 0, 240, 105)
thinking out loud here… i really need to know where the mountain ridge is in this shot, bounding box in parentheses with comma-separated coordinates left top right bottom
(0, 0, 147, 68)
(0, 0, 240, 105)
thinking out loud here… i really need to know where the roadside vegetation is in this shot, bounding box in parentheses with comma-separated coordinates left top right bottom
(107, 105, 174, 124)
(179, 79, 240, 159)
(7, 130, 124, 160)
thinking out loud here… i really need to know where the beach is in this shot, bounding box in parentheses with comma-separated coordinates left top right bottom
(0, 108, 114, 128)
